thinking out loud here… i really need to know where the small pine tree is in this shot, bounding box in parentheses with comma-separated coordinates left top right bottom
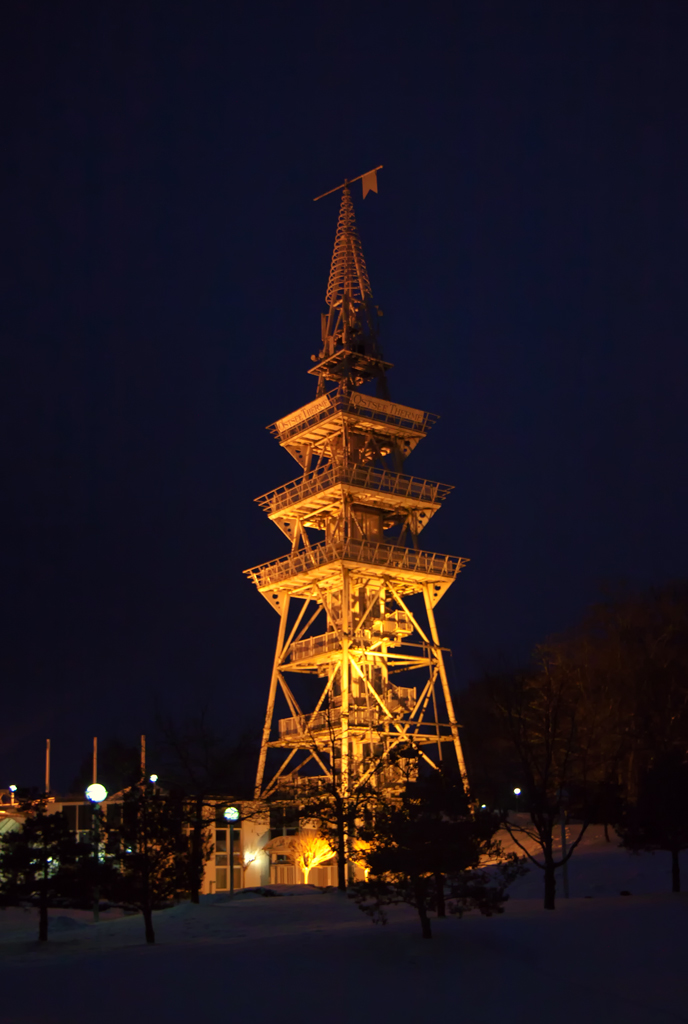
(0, 806, 84, 941)
(352, 770, 523, 939)
(105, 784, 188, 943)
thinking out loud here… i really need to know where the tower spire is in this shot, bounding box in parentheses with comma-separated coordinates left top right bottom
(311, 183, 390, 396)
(325, 184, 372, 314)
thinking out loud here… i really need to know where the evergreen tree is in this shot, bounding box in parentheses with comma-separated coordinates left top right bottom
(352, 769, 523, 939)
(0, 806, 85, 941)
(105, 784, 187, 943)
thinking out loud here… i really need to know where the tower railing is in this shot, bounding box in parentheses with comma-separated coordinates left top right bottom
(287, 613, 413, 664)
(256, 464, 453, 516)
(269, 391, 439, 442)
(279, 706, 379, 737)
(245, 538, 465, 590)
(277, 697, 418, 739)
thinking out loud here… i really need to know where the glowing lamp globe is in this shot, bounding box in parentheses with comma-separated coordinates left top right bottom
(513, 787, 522, 796)
(85, 783, 108, 803)
(224, 806, 240, 823)
(149, 774, 159, 783)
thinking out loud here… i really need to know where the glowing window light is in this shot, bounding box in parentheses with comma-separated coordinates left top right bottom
(85, 783, 108, 803)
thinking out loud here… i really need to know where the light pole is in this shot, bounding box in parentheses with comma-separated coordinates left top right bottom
(85, 783, 108, 922)
(9, 785, 17, 806)
(224, 806, 240, 897)
(513, 787, 521, 812)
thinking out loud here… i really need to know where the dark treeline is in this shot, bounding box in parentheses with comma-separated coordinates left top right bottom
(457, 582, 688, 905)
(2, 584, 686, 943)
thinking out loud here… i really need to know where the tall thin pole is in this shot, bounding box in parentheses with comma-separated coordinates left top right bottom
(45, 739, 51, 795)
(140, 734, 146, 779)
(92, 737, 97, 785)
(229, 823, 235, 898)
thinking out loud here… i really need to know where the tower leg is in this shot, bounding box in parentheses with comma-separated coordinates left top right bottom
(255, 594, 291, 798)
(336, 568, 351, 889)
(340, 567, 351, 798)
(422, 584, 469, 791)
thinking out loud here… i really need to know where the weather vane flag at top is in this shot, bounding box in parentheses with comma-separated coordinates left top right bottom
(313, 165, 383, 202)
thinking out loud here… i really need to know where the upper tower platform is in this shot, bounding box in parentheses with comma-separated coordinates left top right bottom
(268, 391, 438, 468)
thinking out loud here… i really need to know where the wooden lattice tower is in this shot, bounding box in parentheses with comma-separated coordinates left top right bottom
(246, 178, 469, 802)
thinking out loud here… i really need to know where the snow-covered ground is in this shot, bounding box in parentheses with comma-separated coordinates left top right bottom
(499, 820, 688, 898)
(0, 829, 686, 1024)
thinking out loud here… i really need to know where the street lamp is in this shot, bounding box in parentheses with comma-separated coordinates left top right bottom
(224, 806, 240, 897)
(513, 787, 522, 811)
(85, 783, 108, 803)
(9, 785, 17, 806)
(85, 784, 108, 922)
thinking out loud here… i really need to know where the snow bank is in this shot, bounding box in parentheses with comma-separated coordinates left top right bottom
(0, 833, 685, 1024)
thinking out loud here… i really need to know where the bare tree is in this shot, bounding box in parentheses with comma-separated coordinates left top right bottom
(158, 711, 256, 902)
(289, 831, 334, 884)
(492, 657, 591, 910)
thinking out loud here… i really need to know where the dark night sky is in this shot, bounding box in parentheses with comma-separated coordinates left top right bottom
(2, 1, 687, 790)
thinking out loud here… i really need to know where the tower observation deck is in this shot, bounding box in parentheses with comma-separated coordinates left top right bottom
(246, 175, 469, 801)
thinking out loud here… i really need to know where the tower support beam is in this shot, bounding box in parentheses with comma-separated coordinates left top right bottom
(423, 583, 469, 790)
(255, 593, 291, 798)
(340, 566, 351, 799)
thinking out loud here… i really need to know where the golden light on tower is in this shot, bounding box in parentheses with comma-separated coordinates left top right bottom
(245, 168, 469, 805)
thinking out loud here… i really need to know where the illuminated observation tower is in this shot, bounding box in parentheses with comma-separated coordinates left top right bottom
(246, 170, 469, 801)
